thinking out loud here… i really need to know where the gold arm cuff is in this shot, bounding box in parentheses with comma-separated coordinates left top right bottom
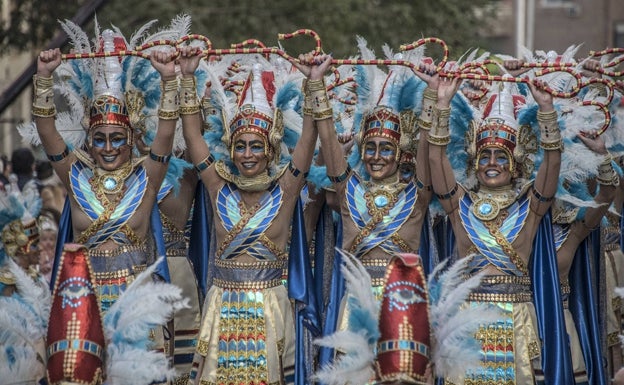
(597, 154, 620, 186)
(32, 105, 56, 118)
(540, 140, 563, 151)
(180, 76, 200, 114)
(537, 110, 562, 151)
(310, 87, 332, 121)
(430, 106, 450, 139)
(180, 105, 201, 115)
(417, 118, 432, 130)
(427, 134, 450, 146)
(160, 78, 179, 118)
(33, 74, 55, 113)
(158, 109, 180, 120)
(306, 78, 326, 92)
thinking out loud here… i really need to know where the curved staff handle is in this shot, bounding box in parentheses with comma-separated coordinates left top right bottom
(589, 47, 624, 78)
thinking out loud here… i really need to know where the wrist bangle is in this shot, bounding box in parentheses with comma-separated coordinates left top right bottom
(537, 110, 562, 151)
(328, 165, 351, 183)
(194, 154, 215, 173)
(597, 155, 620, 186)
(180, 76, 200, 115)
(159, 78, 179, 120)
(428, 106, 450, 145)
(149, 150, 172, 163)
(32, 74, 56, 117)
(47, 146, 69, 162)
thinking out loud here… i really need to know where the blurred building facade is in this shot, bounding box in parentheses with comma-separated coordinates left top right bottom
(487, 0, 624, 57)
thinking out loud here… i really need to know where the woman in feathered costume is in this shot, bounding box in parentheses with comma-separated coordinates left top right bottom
(0, 179, 49, 385)
(178, 46, 328, 384)
(29, 16, 186, 383)
(428, 59, 564, 383)
(33, 18, 180, 310)
(310, 37, 436, 383)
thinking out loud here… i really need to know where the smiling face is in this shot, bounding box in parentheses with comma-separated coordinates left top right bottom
(88, 125, 132, 171)
(232, 133, 270, 178)
(476, 147, 513, 188)
(363, 137, 399, 182)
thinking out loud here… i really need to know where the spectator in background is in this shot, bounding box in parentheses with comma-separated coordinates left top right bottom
(0, 154, 9, 189)
(36, 159, 66, 214)
(11, 147, 35, 191)
(37, 209, 58, 284)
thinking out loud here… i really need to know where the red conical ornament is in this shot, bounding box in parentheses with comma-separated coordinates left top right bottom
(47, 243, 105, 385)
(375, 253, 431, 384)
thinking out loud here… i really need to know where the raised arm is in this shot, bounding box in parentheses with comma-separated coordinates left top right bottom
(34, 49, 75, 186)
(426, 74, 463, 214)
(178, 47, 212, 178)
(292, 55, 347, 187)
(143, 49, 180, 189)
(577, 132, 617, 231)
(528, 79, 561, 216)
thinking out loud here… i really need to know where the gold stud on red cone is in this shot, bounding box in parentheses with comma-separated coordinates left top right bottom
(375, 253, 431, 385)
(47, 243, 105, 385)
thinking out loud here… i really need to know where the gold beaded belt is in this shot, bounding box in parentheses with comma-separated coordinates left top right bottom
(605, 244, 620, 252)
(213, 277, 283, 290)
(88, 244, 147, 257)
(468, 291, 533, 303)
(479, 275, 531, 285)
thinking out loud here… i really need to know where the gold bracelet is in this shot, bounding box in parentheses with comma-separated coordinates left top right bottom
(160, 78, 179, 119)
(32, 74, 56, 116)
(202, 97, 217, 117)
(537, 110, 562, 151)
(597, 154, 620, 186)
(158, 109, 180, 120)
(32, 105, 56, 118)
(313, 108, 333, 121)
(417, 118, 432, 130)
(179, 76, 199, 115)
(306, 79, 326, 92)
(430, 106, 450, 139)
(540, 139, 563, 151)
(310, 88, 332, 121)
(427, 134, 450, 146)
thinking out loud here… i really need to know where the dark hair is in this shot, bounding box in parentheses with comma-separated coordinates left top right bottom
(36, 160, 54, 180)
(11, 148, 35, 175)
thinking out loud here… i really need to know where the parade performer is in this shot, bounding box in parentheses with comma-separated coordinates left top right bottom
(179, 46, 326, 384)
(0, 179, 49, 385)
(309, 39, 437, 380)
(30, 18, 181, 311)
(428, 67, 566, 384)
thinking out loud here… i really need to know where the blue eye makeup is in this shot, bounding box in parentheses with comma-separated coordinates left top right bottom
(92, 134, 127, 149)
(234, 141, 265, 154)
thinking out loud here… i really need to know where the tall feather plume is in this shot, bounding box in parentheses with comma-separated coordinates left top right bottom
(0, 297, 47, 382)
(0, 259, 50, 383)
(104, 257, 190, 385)
(312, 249, 378, 385)
(427, 257, 501, 382)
